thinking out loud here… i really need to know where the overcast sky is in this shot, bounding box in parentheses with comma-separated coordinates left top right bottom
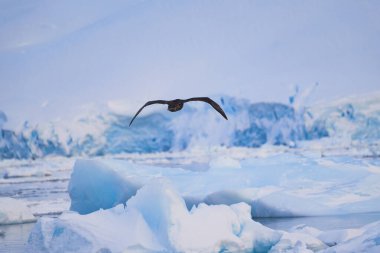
(1, 0, 379, 128)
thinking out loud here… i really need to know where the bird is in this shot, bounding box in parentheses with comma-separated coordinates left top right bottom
(129, 97, 228, 126)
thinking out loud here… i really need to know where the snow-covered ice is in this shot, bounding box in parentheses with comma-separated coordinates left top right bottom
(27, 177, 380, 253)
(39, 150, 377, 252)
(209, 156, 241, 170)
(68, 152, 380, 217)
(0, 197, 36, 225)
(321, 221, 380, 253)
(1, 127, 380, 252)
(288, 221, 380, 253)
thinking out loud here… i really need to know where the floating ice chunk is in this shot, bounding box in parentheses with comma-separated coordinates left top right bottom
(28, 179, 282, 253)
(289, 224, 363, 247)
(287, 221, 380, 252)
(126, 179, 281, 252)
(269, 231, 327, 253)
(209, 156, 241, 169)
(27, 206, 163, 253)
(321, 221, 380, 253)
(0, 197, 36, 225)
(318, 228, 363, 247)
(68, 159, 141, 214)
(289, 224, 322, 238)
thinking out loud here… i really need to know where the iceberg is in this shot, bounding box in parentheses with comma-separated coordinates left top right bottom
(27, 177, 380, 252)
(68, 159, 141, 215)
(0, 197, 36, 225)
(28, 180, 281, 253)
(321, 221, 380, 253)
(288, 221, 380, 253)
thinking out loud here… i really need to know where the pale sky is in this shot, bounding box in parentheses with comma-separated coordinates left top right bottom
(1, 0, 379, 128)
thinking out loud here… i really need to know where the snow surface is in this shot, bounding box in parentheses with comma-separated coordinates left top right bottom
(0, 197, 36, 225)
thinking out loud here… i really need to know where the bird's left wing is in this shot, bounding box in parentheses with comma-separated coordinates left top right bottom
(129, 100, 168, 126)
(184, 97, 228, 120)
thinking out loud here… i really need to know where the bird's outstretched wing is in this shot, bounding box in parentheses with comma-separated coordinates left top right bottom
(184, 97, 228, 120)
(129, 100, 168, 126)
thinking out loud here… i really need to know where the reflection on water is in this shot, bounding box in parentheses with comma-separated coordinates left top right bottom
(256, 212, 380, 231)
(0, 222, 35, 253)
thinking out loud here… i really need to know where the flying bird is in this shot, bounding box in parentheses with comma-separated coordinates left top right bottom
(129, 97, 228, 126)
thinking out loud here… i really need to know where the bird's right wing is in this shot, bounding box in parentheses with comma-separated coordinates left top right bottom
(129, 100, 168, 126)
(184, 97, 228, 120)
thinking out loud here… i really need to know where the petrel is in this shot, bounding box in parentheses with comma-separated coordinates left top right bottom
(129, 97, 228, 126)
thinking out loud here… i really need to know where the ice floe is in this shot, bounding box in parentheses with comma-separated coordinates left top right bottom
(0, 197, 36, 225)
(28, 180, 281, 253)
(27, 178, 380, 252)
(68, 153, 380, 217)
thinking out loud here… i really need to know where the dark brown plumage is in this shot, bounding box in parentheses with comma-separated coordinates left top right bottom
(129, 97, 228, 126)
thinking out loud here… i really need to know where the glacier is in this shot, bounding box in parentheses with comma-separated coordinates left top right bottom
(1, 93, 380, 160)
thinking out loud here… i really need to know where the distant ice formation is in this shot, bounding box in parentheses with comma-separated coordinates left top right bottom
(1, 93, 380, 159)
